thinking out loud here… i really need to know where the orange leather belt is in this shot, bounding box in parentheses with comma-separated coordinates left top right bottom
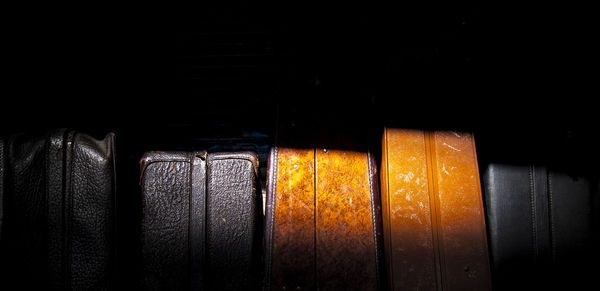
(264, 146, 384, 290)
(381, 128, 491, 290)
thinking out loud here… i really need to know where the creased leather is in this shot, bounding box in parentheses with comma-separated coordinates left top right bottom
(0, 129, 116, 290)
(483, 163, 598, 290)
(140, 151, 261, 290)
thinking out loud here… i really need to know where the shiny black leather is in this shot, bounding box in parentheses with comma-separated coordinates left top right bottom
(0, 129, 116, 290)
(140, 151, 262, 290)
(482, 163, 598, 290)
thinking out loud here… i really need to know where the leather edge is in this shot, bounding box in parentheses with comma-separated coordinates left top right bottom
(207, 151, 259, 176)
(368, 149, 386, 291)
(139, 151, 194, 182)
(469, 134, 494, 291)
(263, 146, 278, 291)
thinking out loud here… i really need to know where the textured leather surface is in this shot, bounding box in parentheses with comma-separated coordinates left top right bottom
(0, 129, 116, 290)
(381, 128, 491, 291)
(483, 163, 598, 290)
(265, 146, 384, 290)
(140, 151, 261, 290)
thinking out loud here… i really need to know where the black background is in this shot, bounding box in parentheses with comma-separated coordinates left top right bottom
(2, 1, 598, 289)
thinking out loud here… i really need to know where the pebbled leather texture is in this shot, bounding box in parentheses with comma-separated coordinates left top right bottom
(265, 145, 384, 291)
(0, 129, 116, 290)
(140, 151, 261, 290)
(483, 163, 598, 290)
(381, 128, 491, 291)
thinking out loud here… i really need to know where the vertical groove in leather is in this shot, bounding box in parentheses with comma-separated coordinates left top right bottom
(424, 131, 445, 290)
(46, 129, 67, 289)
(189, 152, 207, 290)
(380, 128, 394, 290)
(547, 171, 555, 262)
(63, 130, 75, 289)
(382, 128, 491, 291)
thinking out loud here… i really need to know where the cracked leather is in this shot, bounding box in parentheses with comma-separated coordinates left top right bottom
(0, 129, 116, 290)
(140, 151, 261, 290)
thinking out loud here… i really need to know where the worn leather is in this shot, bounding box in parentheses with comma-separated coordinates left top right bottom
(0, 129, 116, 290)
(483, 163, 598, 290)
(264, 146, 384, 291)
(381, 128, 491, 291)
(140, 151, 261, 290)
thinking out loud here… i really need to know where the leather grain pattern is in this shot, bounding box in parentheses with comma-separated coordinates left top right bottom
(381, 128, 491, 291)
(0, 129, 116, 290)
(483, 163, 597, 290)
(140, 151, 261, 290)
(265, 146, 383, 290)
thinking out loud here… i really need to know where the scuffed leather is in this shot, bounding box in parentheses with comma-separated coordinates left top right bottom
(140, 151, 261, 290)
(0, 129, 116, 290)
(264, 146, 383, 291)
(483, 163, 597, 290)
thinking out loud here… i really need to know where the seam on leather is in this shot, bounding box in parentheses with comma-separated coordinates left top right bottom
(384, 128, 394, 290)
(64, 130, 76, 290)
(367, 150, 381, 290)
(265, 147, 278, 291)
(529, 165, 538, 261)
(547, 171, 555, 262)
(425, 131, 446, 290)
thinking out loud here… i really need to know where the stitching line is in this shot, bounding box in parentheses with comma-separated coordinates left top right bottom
(529, 166, 538, 261)
(547, 172, 555, 262)
(266, 147, 278, 291)
(367, 151, 380, 290)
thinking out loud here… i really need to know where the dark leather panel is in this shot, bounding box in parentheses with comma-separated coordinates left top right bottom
(140, 151, 261, 290)
(0, 129, 116, 290)
(483, 163, 598, 290)
(140, 152, 192, 290)
(206, 152, 261, 290)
